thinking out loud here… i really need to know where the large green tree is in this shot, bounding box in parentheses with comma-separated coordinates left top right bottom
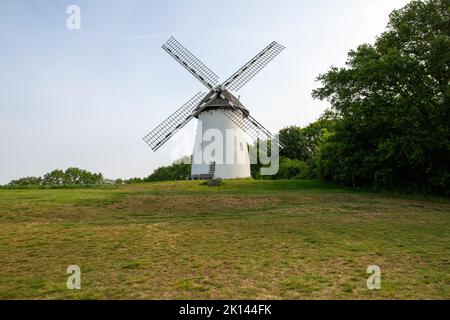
(280, 113, 335, 162)
(279, 126, 309, 161)
(312, 0, 449, 194)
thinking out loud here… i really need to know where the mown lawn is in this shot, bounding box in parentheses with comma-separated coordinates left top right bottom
(0, 180, 449, 299)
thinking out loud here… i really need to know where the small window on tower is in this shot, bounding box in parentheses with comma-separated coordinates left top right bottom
(240, 142, 244, 151)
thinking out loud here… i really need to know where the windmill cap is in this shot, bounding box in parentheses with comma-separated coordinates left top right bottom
(192, 88, 250, 118)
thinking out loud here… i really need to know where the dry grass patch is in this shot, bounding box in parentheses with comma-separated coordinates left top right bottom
(0, 180, 449, 299)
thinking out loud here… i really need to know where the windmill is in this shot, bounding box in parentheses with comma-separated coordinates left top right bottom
(143, 37, 285, 180)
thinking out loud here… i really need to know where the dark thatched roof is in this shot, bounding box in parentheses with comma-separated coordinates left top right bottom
(193, 88, 249, 118)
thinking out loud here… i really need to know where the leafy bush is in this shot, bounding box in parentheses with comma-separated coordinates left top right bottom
(8, 176, 42, 186)
(145, 158, 191, 182)
(273, 158, 312, 180)
(8, 168, 104, 186)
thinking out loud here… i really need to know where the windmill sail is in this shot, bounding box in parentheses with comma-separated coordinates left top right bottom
(222, 41, 285, 92)
(143, 92, 207, 151)
(162, 37, 219, 89)
(144, 37, 285, 159)
(216, 92, 284, 149)
(220, 108, 284, 149)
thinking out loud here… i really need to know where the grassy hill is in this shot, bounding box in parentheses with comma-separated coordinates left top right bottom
(0, 180, 449, 299)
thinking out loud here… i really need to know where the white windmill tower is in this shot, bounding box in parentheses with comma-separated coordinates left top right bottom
(144, 37, 285, 180)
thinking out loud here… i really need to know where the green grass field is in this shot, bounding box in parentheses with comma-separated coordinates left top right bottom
(0, 180, 449, 299)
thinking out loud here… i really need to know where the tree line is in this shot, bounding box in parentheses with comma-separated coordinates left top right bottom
(5, 160, 192, 187)
(136, 0, 449, 195)
(6, 167, 105, 187)
(257, 0, 449, 195)
(315, 0, 449, 195)
(6, 1, 448, 195)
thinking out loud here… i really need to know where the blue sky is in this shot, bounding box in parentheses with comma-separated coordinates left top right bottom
(0, 0, 411, 183)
